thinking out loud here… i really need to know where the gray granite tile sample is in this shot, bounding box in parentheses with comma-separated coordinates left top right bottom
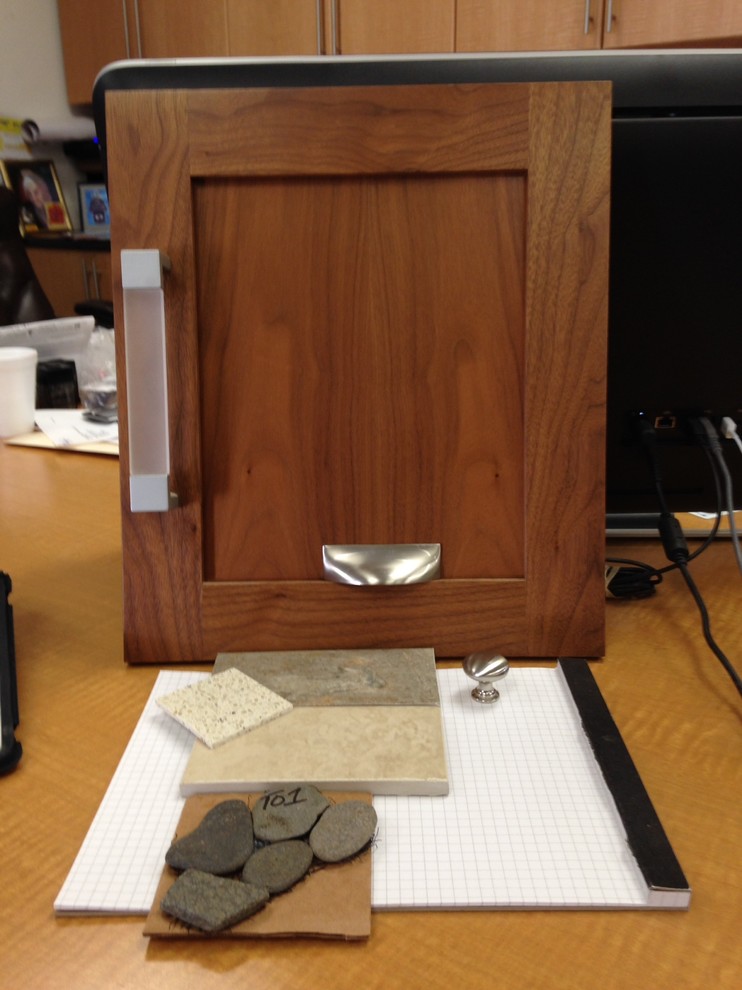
(213, 648, 439, 706)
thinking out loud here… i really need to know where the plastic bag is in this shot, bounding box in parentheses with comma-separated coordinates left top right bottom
(76, 327, 117, 420)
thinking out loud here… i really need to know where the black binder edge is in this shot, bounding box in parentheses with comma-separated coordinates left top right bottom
(559, 658, 690, 909)
(0, 572, 22, 775)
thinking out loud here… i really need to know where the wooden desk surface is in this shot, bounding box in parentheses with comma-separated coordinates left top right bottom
(1, 443, 740, 990)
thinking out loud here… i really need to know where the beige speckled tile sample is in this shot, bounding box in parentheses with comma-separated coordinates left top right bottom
(181, 648, 448, 796)
(157, 667, 293, 748)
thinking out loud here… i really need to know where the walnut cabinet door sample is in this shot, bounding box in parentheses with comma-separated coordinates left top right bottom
(106, 80, 610, 663)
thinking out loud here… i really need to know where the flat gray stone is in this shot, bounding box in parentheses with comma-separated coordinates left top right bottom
(161, 869, 269, 933)
(252, 785, 330, 841)
(309, 801, 378, 863)
(165, 799, 254, 875)
(242, 840, 314, 894)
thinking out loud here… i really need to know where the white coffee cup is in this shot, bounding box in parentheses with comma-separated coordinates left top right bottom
(0, 347, 38, 438)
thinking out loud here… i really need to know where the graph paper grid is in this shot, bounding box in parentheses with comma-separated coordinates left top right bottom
(372, 666, 649, 909)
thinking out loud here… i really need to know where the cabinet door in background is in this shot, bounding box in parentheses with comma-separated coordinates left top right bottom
(27, 248, 112, 317)
(456, 0, 605, 52)
(57, 0, 129, 104)
(137, 0, 228, 58)
(330, 0, 455, 53)
(603, 0, 742, 48)
(228, 0, 322, 55)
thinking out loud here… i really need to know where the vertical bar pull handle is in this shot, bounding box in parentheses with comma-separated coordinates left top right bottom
(605, 0, 614, 33)
(331, 0, 339, 54)
(121, 249, 176, 512)
(316, 0, 324, 54)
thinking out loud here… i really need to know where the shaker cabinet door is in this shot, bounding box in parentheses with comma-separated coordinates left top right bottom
(106, 80, 610, 662)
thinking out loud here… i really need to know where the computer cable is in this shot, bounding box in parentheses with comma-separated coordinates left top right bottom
(636, 414, 723, 569)
(689, 417, 742, 577)
(605, 416, 741, 697)
(720, 416, 742, 570)
(605, 416, 722, 598)
(721, 416, 742, 457)
(604, 558, 663, 600)
(657, 510, 742, 698)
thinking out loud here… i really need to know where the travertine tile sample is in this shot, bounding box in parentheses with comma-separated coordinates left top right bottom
(181, 705, 448, 796)
(157, 667, 292, 747)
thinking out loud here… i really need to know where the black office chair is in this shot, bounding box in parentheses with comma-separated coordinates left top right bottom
(0, 187, 114, 328)
(0, 186, 55, 325)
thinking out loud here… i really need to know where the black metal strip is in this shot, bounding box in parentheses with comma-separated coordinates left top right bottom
(0, 572, 22, 775)
(559, 658, 689, 898)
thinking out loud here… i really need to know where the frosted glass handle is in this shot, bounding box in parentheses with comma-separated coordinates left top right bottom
(121, 249, 176, 513)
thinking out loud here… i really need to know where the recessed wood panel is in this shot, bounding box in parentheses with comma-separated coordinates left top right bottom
(195, 171, 526, 581)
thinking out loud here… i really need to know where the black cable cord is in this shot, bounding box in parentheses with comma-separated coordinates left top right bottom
(605, 557, 663, 599)
(609, 420, 742, 695)
(675, 559, 742, 696)
(605, 421, 722, 598)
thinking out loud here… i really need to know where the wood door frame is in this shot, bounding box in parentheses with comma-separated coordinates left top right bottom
(106, 81, 610, 662)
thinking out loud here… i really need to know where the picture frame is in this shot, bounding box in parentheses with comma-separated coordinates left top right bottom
(0, 159, 72, 234)
(78, 180, 110, 237)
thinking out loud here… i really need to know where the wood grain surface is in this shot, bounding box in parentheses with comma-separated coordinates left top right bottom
(0, 444, 740, 989)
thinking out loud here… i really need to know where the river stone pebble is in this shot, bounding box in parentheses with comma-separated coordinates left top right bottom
(252, 785, 330, 841)
(309, 801, 377, 863)
(165, 799, 254, 875)
(241, 839, 314, 894)
(161, 869, 269, 933)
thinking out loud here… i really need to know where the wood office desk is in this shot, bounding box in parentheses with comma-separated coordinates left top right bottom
(0, 443, 740, 990)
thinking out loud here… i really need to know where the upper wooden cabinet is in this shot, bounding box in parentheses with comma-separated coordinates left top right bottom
(602, 0, 742, 48)
(58, 1, 742, 104)
(456, 1, 605, 52)
(328, 0, 455, 54)
(57, 1, 323, 104)
(57, 0, 128, 105)
(136, 1, 228, 59)
(228, 1, 322, 56)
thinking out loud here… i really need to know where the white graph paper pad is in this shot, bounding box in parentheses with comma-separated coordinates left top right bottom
(372, 667, 650, 909)
(55, 666, 661, 914)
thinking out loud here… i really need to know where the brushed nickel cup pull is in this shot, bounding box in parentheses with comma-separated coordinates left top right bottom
(322, 543, 441, 586)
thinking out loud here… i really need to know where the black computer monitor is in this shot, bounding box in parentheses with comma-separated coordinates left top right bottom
(94, 49, 742, 528)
